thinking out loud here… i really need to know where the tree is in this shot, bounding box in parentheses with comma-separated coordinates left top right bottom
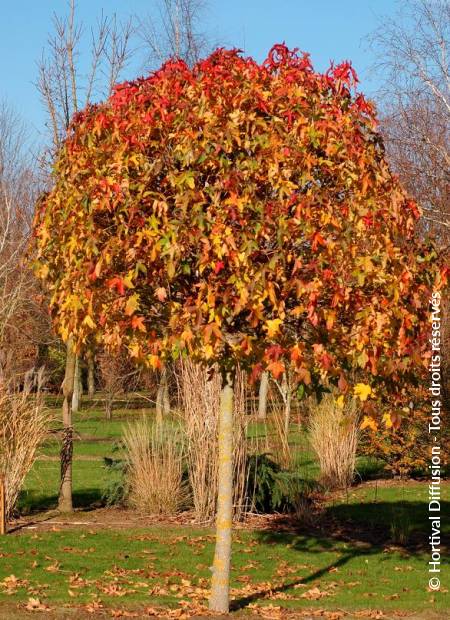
(257, 370, 269, 419)
(139, 0, 210, 69)
(0, 101, 48, 387)
(98, 347, 139, 420)
(370, 0, 450, 415)
(370, 0, 449, 243)
(36, 0, 133, 511)
(33, 44, 445, 612)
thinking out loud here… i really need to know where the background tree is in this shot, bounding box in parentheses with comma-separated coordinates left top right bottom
(36, 0, 133, 512)
(98, 348, 139, 420)
(0, 101, 49, 387)
(370, 0, 449, 243)
(33, 45, 445, 612)
(370, 0, 450, 415)
(139, 0, 210, 69)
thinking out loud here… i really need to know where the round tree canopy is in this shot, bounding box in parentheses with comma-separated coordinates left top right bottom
(34, 44, 445, 406)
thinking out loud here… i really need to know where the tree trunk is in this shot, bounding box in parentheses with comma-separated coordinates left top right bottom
(155, 367, 170, 423)
(105, 397, 113, 421)
(257, 371, 269, 420)
(87, 351, 95, 398)
(59, 340, 76, 513)
(71, 356, 82, 413)
(162, 367, 170, 415)
(209, 373, 234, 613)
(282, 371, 291, 438)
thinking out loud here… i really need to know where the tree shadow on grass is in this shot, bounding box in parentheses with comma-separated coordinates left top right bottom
(232, 498, 449, 611)
(231, 536, 377, 611)
(18, 488, 104, 515)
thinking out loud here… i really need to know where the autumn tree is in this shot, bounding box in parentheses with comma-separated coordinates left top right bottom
(34, 45, 445, 612)
(37, 0, 133, 512)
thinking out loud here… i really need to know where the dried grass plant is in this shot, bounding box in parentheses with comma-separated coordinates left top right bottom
(178, 358, 220, 521)
(308, 392, 360, 489)
(177, 359, 249, 522)
(0, 368, 52, 519)
(122, 417, 187, 515)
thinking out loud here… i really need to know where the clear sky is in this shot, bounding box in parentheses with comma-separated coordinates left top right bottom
(0, 0, 398, 145)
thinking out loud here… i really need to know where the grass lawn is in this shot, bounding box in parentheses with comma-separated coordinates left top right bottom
(2, 399, 447, 617)
(0, 514, 448, 617)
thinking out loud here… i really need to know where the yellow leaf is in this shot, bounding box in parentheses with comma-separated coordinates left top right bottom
(148, 354, 161, 369)
(353, 383, 372, 402)
(128, 342, 141, 358)
(123, 274, 135, 289)
(83, 315, 95, 329)
(360, 415, 377, 431)
(35, 262, 49, 279)
(336, 395, 345, 409)
(125, 294, 140, 316)
(265, 318, 282, 338)
(203, 344, 214, 359)
(383, 413, 393, 429)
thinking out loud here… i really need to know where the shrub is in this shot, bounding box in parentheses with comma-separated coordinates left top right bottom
(308, 392, 360, 489)
(246, 453, 281, 513)
(0, 368, 52, 518)
(359, 387, 450, 477)
(102, 454, 128, 507)
(177, 359, 220, 521)
(122, 418, 188, 515)
(245, 453, 321, 519)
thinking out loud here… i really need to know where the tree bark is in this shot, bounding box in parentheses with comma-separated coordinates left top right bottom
(257, 371, 269, 420)
(59, 340, 76, 513)
(105, 397, 113, 421)
(156, 367, 170, 423)
(87, 350, 95, 398)
(282, 371, 291, 438)
(71, 356, 82, 413)
(209, 373, 234, 613)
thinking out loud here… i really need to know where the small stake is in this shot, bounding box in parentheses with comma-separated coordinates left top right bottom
(0, 475, 6, 535)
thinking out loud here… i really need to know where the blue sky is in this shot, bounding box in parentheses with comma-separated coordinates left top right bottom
(0, 1, 398, 144)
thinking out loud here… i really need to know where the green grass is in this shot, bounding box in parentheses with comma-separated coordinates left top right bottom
(20, 461, 111, 514)
(0, 522, 447, 614)
(7, 400, 448, 615)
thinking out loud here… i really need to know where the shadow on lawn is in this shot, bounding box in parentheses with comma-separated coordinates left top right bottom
(232, 498, 449, 610)
(231, 538, 373, 611)
(19, 488, 104, 515)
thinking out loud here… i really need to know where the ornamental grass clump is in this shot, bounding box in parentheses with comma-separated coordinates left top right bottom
(122, 417, 187, 515)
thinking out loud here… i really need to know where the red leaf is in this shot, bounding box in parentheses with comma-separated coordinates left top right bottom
(107, 277, 125, 295)
(214, 261, 225, 274)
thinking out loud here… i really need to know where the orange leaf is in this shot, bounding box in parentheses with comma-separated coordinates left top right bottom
(131, 316, 146, 332)
(267, 360, 285, 379)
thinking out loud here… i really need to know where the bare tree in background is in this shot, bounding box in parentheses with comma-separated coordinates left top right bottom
(98, 348, 139, 421)
(37, 0, 133, 155)
(0, 102, 49, 386)
(139, 0, 210, 68)
(36, 0, 133, 512)
(371, 0, 450, 415)
(370, 0, 449, 244)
